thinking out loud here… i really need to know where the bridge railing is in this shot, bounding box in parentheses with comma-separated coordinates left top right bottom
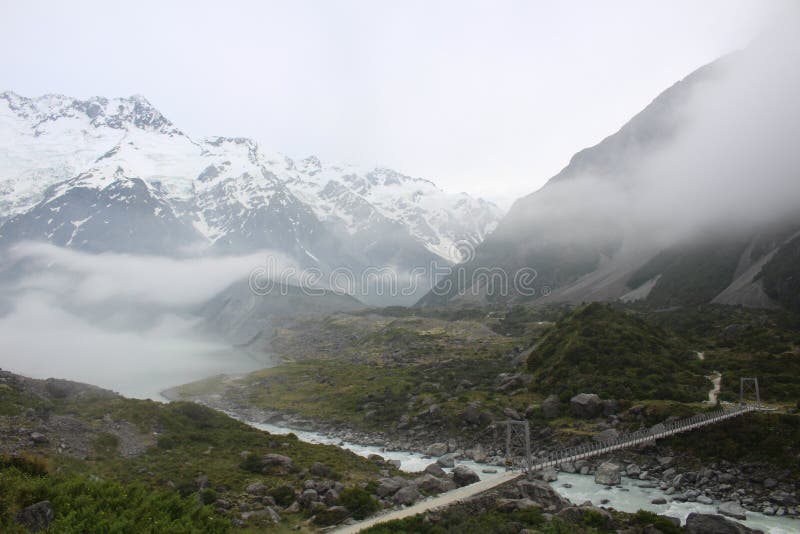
(527, 403, 760, 471)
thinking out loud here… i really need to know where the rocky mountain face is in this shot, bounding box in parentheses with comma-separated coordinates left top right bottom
(0, 91, 501, 275)
(419, 42, 800, 313)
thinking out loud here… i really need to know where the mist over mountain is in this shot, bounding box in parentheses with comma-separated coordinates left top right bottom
(420, 22, 800, 312)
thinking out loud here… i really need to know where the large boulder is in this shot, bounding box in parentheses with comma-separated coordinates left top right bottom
(685, 513, 763, 533)
(515, 479, 571, 510)
(436, 454, 456, 468)
(452, 466, 480, 487)
(718, 501, 748, 521)
(262, 453, 294, 472)
(570, 393, 602, 418)
(425, 442, 449, 457)
(594, 462, 622, 486)
(468, 444, 488, 463)
(376, 477, 406, 497)
(424, 463, 447, 477)
(541, 395, 560, 419)
(15, 501, 54, 532)
(393, 485, 421, 506)
(413, 474, 455, 494)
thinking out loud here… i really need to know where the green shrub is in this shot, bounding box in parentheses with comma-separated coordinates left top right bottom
(339, 486, 380, 520)
(269, 485, 296, 508)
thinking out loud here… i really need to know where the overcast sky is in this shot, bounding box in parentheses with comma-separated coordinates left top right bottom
(0, 0, 785, 207)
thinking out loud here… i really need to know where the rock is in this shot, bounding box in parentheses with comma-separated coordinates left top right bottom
(763, 478, 778, 489)
(14, 501, 54, 532)
(651, 498, 667, 505)
(284, 501, 301, 513)
(452, 466, 480, 487)
(515, 479, 570, 510)
(29, 432, 48, 444)
(502, 407, 523, 420)
(462, 403, 482, 425)
(559, 461, 576, 474)
(323, 489, 339, 506)
(299, 489, 320, 509)
(541, 395, 560, 419)
(262, 453, 294, 470)
(414, 474, 455, 494)
(426, 442, 449, 457)
(657, 456, 674, 467)
(482, 469, 498, 474)
(697, 495, 714, 505)
(195, 475, 209, 490)
(376, 477, 406, 497)
(570, 393, 602, 418)
(626, 464, 641, 477)
(436, 454, 456, 468)
(387, 459, 402, 468)
(246, 482, 269, 495)
(535, 467, 558, 482)
(310, 462, 334, 478)
(424, 463, 447, 477)
(393, 485, 421, 506)
(496, 498, 540, 512)
(469, 444, 488, 463)
(594, 462, 622, 486)
(718, 501, 748, 520)
(769, 490, 798, 506)
(685, 513, 763, 533)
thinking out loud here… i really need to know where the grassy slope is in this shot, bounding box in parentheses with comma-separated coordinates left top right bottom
(0, 375, 397, 532)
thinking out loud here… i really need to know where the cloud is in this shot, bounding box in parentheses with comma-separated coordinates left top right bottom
(0, 243, 293, 398)
(4, 241, 298, 307)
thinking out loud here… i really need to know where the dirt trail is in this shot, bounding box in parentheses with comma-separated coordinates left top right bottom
(705, 372, 721, 404)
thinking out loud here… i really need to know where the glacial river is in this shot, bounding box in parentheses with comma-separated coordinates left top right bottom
(251, 421, 799, 534)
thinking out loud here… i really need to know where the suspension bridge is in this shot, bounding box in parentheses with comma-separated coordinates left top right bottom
(333, 378, 766, 533)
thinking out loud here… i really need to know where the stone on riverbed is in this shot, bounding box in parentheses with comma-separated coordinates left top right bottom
(718, 501, 748, 521)
(594, 462, 622, 486)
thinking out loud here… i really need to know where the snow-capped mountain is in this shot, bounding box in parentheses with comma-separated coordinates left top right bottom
(0, 91, 501, 269)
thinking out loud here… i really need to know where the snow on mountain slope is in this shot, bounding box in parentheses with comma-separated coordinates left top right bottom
(0, 91, 502, 267)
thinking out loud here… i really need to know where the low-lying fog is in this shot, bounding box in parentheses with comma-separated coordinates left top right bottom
(0, 243, 292, 399)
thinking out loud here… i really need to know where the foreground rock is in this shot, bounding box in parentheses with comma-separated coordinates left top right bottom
(452, 466, 480, 487)
(594, 461, 622, 486)
(15, 501, 54, 532)
(685, 513, 764, 534)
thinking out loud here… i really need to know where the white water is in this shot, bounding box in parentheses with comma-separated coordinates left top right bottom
(251, 421, 800, 534)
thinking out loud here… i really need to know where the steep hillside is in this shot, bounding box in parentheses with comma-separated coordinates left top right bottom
(418, 39, 800, 312)
(527, 303, 707, 401)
